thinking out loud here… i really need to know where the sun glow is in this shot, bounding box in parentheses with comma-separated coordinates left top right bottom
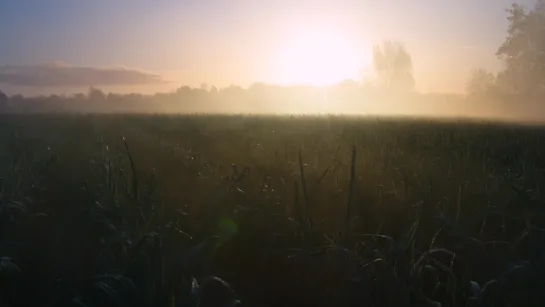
(274, 27, 368, 86)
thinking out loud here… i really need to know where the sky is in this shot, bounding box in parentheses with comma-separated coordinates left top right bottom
(0, 0, 538, 95)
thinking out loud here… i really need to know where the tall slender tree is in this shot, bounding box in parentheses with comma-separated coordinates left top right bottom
(372, 41, 415, 92)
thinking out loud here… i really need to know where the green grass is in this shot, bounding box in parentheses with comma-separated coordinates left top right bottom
(1, 114, 545, 307)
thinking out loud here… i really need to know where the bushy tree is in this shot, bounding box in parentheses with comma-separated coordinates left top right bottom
(88, 87, 106, 102)
(0, 90, 7, 108)
(466, 69, 496, 97)
(372, 41, 415, 91)
(496, 1, 545, 97)
(73, 93, 86, 101)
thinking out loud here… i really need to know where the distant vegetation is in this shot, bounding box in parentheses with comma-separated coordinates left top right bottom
(466, 1, 545, 100)
(1, 2, 545, 119)
(372, 41, 415, 92)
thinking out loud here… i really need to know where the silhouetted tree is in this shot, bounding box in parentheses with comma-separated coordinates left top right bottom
(0, 90, 7, 108)
(221, 85, 244, 96)
(10, 94, 23, 102)
(88, 87, 106, 102)
(177, 86, 192, 95)
(496, 1, 545, 97)
(73, 93, 86, 101)
(372, 41, 415, 91)
(466, 69, 496, 97)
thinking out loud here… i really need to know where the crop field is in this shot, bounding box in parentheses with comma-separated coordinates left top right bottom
(1, 114, 545, 307)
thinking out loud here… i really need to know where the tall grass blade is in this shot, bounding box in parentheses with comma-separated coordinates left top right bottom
(298, 148, 312, 229)
(456, 184, 462, 223)
(346, 143, 356, 228)
(122, 136, 139, 201)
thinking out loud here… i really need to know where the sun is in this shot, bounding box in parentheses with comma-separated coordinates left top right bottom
(274, 27, 367, 86)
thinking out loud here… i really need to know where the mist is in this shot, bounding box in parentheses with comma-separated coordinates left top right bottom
(1, 84, 543, 124)
(1, 1, 545, 123)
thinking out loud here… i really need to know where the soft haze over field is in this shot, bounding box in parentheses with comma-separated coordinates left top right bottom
(0, 0, 537, 94)
(2, 0, 545, 121)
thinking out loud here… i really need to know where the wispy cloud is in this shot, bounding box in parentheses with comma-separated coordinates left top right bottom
(0, 62, 167, 87)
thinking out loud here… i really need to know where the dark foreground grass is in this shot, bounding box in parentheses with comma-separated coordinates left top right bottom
(1, 114, 545, 307)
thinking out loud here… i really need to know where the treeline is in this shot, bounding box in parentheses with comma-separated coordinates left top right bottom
(1, 1, 544, 116)
(0, 73, 530, 118)
(0, 81, 429, 114)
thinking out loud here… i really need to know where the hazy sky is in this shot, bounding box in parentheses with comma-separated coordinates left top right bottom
(0, 0, 537, 95)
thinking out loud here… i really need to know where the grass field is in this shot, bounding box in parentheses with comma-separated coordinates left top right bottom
(1, 114, 545, 307)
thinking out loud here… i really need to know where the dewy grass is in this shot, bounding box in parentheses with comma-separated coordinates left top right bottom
(1, 114, 545, 307)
